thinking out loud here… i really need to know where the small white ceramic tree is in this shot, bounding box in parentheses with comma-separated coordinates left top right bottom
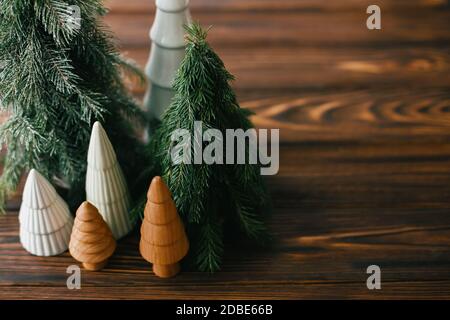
(19, 169, 74, 256)
(86, 121, 134, 239)
(144, 0, 192, 120)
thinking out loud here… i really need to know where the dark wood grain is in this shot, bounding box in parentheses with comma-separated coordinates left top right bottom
(106, 0, 449, 13)
(106, 10, 450, 48)
(1, 0, 450, 300)
(122, 47, 450, 94)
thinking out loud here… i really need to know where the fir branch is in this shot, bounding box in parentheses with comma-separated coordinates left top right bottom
(76, 90, 107, 123)
(184, 23, 211, 45)
(195, 219, 224, 272)
(46, 49, 81, 94)
(0, 115, 46, 150)
(34, 0, 80, 46)
(229, 182, 269, 241)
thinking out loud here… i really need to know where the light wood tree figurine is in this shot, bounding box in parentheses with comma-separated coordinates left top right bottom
(140, 176, 189, 278)
(69, 201, 116, 271)
(143, 0, 192, 120)
(19, 169, 74, 256)
(86, 121, 134, 240)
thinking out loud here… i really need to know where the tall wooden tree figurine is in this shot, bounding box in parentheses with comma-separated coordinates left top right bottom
(144, 0, 191, 120)
(86, 122, 134, 240)
(19, 169, 73, 256)
(140, 176, 189, 278)
(69, 201, 116, 271)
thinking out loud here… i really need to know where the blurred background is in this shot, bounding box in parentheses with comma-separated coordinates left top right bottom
(105, 0, 450, 142)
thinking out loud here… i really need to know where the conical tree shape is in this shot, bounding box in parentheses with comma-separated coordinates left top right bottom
(151, 24, 270, 272)
(0, 1, 145, 213)
(140, 176, 189, 278)
(19, 169, 74, 256)
(86, 122, 134, 240)
(69, 201, 116, 271)
(144, 0, 192, 120)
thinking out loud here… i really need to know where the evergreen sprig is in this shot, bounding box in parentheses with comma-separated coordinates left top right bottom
(151, 23, 270, 272)
(0, 0, 147, 212)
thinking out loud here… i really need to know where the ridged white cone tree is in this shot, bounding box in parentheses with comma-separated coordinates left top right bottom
(86, 122, 134, 239)
(19, 169, 74, 256)
(144, 0, 192, 120)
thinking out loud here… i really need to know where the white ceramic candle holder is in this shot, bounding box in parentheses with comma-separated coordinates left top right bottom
(144, 0, 192, 120)
(19, 169, 74, 256)
(86, 122, 134, 240)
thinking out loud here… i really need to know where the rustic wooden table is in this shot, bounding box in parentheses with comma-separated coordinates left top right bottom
(1, 0, 450, 299)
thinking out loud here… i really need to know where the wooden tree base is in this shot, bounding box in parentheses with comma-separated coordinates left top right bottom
(83, 260, 107, 271)
(153, 263, 180, 278)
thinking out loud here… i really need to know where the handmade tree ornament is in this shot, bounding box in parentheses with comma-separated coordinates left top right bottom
(86, 121, 134, 240)
(144, 0, 192, 120)
(69, 201, 116, 271)
(140, 176, 189, 278)
(19, 169, 74, 256)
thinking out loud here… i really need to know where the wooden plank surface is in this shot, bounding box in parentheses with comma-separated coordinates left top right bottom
(107, 10, 450, 48)
(106, 0, 449, 12)
(1, 0, 450, 299)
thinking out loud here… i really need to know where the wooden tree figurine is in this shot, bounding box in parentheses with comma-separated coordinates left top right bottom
(69, 201, 116, 271)
(19, 169, 74, 256)
(86, 121, 134, 240)
(140, 176, 189, 278)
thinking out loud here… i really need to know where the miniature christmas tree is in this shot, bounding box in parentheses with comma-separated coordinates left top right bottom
(0, 1, 146, 212)
(69, 201, 116, 271)
(144, 0, 191, 120)
(151, 24, 270, 272)
(19, 169, 73, 256)
(86, 121, 134, 239)
(140, 176, 189, 278)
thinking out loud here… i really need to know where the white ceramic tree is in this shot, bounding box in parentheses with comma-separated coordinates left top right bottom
(86, 121, 134, 239)
(144, 0, 192, 120)
(19, 169, 73, 256)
